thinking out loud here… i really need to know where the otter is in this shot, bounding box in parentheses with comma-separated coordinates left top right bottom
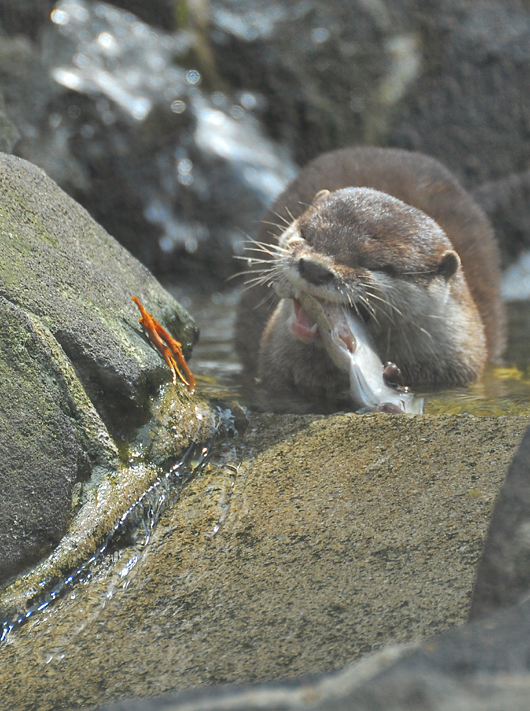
(235, 147, 505, 413)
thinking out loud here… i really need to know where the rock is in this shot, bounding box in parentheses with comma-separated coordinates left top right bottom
(0, 0, 296, 284)
(0, 297, 118, 584)
(0, 412, 526, 710)
(94, 596, 530, 711)
(389, 0, 530, 188)
(469, 426, 530, 619)
(472, 172, 530, 266)
(0, 0, 54, 40)
(0, 151, 197, 436)
(0, 151, 211, 590)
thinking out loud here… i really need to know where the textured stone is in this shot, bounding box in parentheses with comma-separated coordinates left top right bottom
(93, 596, 530, 711)
(0, 151, 207, 588)
(469, 426, 530, 619)
(0, 297, 117, 584)
(0, 413, 526, 710)
(0, 152, 197, 436)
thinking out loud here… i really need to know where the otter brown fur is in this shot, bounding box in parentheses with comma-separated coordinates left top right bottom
(235, 147, 505, 413)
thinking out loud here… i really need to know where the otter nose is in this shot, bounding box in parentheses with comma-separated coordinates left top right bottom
(298, 258, 334, 285)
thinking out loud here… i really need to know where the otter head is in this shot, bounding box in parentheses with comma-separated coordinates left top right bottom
(263, 187, 487, 392)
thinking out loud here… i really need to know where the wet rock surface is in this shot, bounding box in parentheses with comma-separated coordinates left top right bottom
(0, 413, 526, 710)
(0, 150, 208, 589)
(0, 151, 196, 436)
(0, 297, 117, 584)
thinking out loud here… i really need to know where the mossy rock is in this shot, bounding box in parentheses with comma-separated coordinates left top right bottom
(0, 152, 212, 591)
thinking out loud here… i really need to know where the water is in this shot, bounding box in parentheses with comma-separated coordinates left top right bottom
(0, 405, 242, 643)
(427, 300, 530, 415)
(3, 293, 528, 641)
(178, 289, 530, 417)
(41, 0, 298, 263)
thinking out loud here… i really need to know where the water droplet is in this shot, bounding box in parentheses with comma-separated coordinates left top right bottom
(97, 32, 115, 50)
(185, 237, 198, 253)
(239, 92, 257, 110)
(230, 105, 244, 120)
(186, 69, 201, 85)
(51, 8, 69, 25)
(80, 123, 95, 139)
(68, 104, 81, 119)
(73, 52, 90, 68)
(212, 91, 226, 107)
(178, 172, 193, 186)
(178, 158, 193, 174)
(171, 99, 186, 114)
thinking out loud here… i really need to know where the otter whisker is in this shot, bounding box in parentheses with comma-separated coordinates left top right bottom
(271, 210, 292, 227)
(418, 326, 434, 341)
(284, 207, 296, 223)
(362, 286, 404, 321)
(260, 220, 290, 232)
(241, 269, 285, 288)
(358, 295, 379, 325)
(242, 246, 289, 259)
(234, 255, 285, 266)
(242, 240, 290, 258)
(228, 269, 267, 282)
(233, 269, 277, 281)
(252, 289, 279, 311)
(240, 278, 276, 293)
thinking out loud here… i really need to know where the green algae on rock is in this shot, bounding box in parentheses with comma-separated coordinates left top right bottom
(0, 152, 213, 605)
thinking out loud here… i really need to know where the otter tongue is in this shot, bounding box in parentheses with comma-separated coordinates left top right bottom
(291, 299, 320, 343)
(297, 294, 424, 414)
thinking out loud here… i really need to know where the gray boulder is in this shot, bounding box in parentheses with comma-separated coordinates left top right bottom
(0, 151, 204, 586)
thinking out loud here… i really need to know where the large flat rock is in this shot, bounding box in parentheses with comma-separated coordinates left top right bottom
(0, 413, 526, 710)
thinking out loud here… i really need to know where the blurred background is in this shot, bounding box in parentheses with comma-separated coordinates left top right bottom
(2, 0, 530, 395)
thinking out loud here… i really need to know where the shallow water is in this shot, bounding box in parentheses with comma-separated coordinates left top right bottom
(174, 288, 530, 417)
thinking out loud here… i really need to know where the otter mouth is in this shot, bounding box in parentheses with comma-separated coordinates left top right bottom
(290, 298, 370, 345)
(291, 294, 424, 414)
(290, 299, 320, 343)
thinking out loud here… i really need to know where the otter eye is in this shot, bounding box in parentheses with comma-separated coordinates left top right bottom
(379, 264, 398, 277)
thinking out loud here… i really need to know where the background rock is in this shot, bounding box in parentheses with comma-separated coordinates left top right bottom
(0, 0, 297, 284)
(4, 0, 530, 283)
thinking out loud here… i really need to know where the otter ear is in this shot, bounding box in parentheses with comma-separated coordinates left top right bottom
(312, 189, 331, 206)
(437, 250, 460, 280)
